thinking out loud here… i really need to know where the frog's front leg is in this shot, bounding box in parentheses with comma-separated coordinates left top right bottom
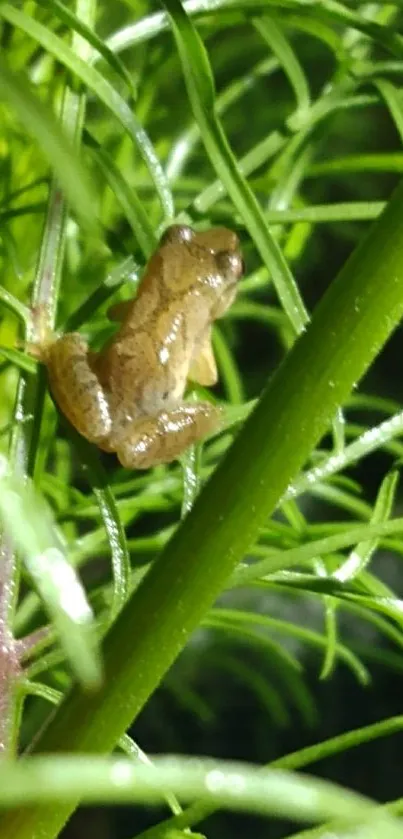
(43, 333, 112, 445)
(189, 327, 218, 387)
(115, 402, 222, 469)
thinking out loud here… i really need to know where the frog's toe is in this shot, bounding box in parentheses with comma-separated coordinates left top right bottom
(115, 418, 162, 470)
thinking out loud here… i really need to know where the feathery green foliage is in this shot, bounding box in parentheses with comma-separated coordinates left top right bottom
(1, 2, 403, 838)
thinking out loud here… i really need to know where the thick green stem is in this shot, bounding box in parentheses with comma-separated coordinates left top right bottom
(4, 179, 403, 838)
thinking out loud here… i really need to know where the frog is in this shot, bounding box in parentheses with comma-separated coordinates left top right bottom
(34, 224, 244, 469)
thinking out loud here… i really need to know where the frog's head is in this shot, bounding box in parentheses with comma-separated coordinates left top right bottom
(159, 224, 244, 317)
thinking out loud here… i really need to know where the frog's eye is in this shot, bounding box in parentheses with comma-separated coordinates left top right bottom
(159, 225, 194, 246)
(215, 250, 244, 280)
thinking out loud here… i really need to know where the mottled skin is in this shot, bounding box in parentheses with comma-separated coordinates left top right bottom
(36, 225, 244, 469)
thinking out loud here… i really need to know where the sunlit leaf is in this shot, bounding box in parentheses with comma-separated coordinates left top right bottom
(0, 461, 101, 689)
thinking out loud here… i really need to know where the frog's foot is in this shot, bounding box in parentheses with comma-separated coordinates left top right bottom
(115, 402, 223, 470)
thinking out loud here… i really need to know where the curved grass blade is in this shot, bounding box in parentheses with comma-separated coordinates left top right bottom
(319, 600, 338, 681)
(1, 754, 403, 838)
(334, 469, 399, 583)
(133, 715, 403, 838)
(94, 480, 131, 626)
(0, 58, 97, 232)
(212, 327, 244, 404)
(106, 0, 403, 59)
(166, 54, 279, 181)
(0, 176, 48, 208)
(84, 131, 156, 258)
(0, 287, 31, 325)
(210, 607, 368, 685)
(254, 16, 310, 118)
(208, 649, 292, 725)
(64, 256, 141, 333)
(0, 4, 174, 222)
(26, 0, 99, 486)
(65, 426, 130, 625)
(207, 614, 317, 725)
(193, 130, 285, 214)
(39, 0, 137, 97)
(278, 13, 345, 59)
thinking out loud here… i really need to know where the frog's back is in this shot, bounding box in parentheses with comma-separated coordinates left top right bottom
(94, 226, 239, 423)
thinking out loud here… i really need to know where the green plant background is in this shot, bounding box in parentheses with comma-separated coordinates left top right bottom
(2, 2, 403, 838)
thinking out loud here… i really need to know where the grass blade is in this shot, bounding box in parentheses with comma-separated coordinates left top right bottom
(73, 433, 130, 625)
(85, 131, 157, 257)
(0, 58, 97, 232)
(0, 4, 174, 221)
(40, 0, 137, 96)
(254, 16, 310, 119)
(0, 755, 402, 838)
(333, 470, 399, 583)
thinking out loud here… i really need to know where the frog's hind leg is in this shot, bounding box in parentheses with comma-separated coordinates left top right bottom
(45, 333, 112, 445)
(115, 402, 222, 470)
(107, 300, 133, 322)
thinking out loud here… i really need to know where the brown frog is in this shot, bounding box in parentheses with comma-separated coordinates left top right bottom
(35, 224, 243, 469)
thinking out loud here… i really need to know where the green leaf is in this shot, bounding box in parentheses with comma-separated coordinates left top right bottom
(0, 464, 101, 690)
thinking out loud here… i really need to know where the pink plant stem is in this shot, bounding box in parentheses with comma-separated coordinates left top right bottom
(16, 626, 51, 661)
(0, 534, 20, 755)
